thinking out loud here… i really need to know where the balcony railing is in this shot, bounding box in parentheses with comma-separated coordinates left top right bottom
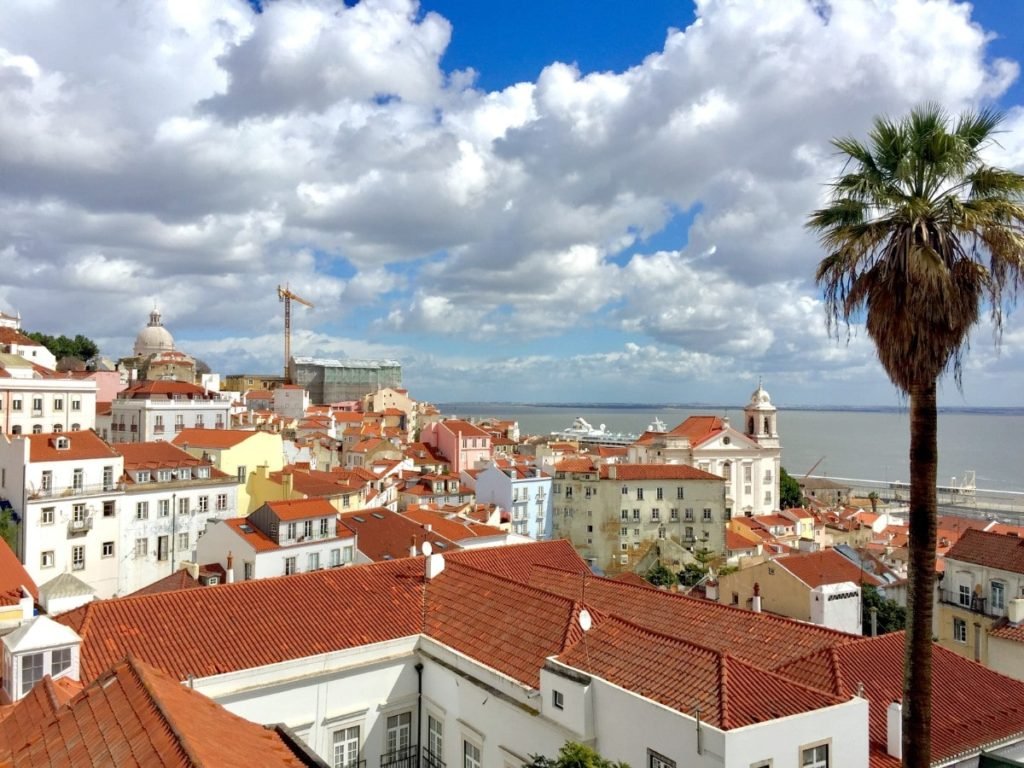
(939, 589, 1002, 618)
(30, 483, 124, 500)
(421, 747, 446, 768)
(380, 744, 418, 768)
(67, 517, 94, 536)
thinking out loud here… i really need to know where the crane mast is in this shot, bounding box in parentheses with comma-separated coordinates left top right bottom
(277, 285, 314, 383)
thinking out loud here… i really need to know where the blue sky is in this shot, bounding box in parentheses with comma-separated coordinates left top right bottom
(1, 0, 1023, 407)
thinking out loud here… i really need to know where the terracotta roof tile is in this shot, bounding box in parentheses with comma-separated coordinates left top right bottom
(264, 498, 338, 522)
(666, 415, 724, 446)
(25, 431, 119, 463)
(339, 508, 460, 561)
(399, 509, 505, 541)
(601, 464, 723, 481)
(777, 549, 885, 588)
(554, 458, 595, 473)
(945, 528, 1024, 575)
(171, 429, 264, 450)
(0, 539, 37, 602)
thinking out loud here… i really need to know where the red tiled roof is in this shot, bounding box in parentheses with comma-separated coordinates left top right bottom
(264, 497, 338, 522)
(171, 429, 263, 450)
(0, 676, 69, 749)
(775, 632, 1024, 764)
(554, 458, 595, 473)
(126, 569, 203, 597)
(0, 539, 37, 603)
(989, 617, 1024, 645)
(400, 509, 505, 541)
(119, 380, 211, 399)
(609, 572, 654, 588)
(726, 529, 759, 552)
(114, 442, 228, 479)
(340, 508, 460, 562)
(438, 419, 490, 439)
(0, 328, 45, 348)
(1, 657, 308, 766)
(667, 415, 724, 446)
(556, 616, 844, 729)
(945, 528, 1024, 575)
(777, 550, 884, 588)
(600, 464, 722, 481)
(223, 518, 280, 552)
(26, 431, 119, 463)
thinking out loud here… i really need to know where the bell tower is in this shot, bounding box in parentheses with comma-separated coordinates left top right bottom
(744, 379, 779, 449)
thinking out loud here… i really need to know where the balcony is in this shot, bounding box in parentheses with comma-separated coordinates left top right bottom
(30, 482, 124, 500)
(421, 747, 446, 768)
(380, 745, 418, 768)
(939, 589, 1002, 619)
(67, 517, 94, 536)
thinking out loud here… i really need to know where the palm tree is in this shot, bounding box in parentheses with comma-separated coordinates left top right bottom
(807, 104, 1024, 767)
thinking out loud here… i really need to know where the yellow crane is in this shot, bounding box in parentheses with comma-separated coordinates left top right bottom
(277, 284, 314, 383)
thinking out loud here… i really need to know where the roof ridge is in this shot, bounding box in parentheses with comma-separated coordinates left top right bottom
(718, 652, 731, 730)
(829, 646, 849, 696)
(441, 559, 580, 612)
(123, 656, 199, 767)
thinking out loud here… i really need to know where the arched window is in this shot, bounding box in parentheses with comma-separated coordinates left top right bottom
(53, 424, 63, 433)
(763, 416, 770, 434)
(70, 423, 80, 432)
(31, 425, 42, 434)
(11, 425, 21, 435)
(747, 417, 755, 434)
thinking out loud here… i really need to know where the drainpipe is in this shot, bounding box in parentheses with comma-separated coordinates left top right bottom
(870, 606, 878, 637)
(974, 622, 982, 663)
(415, 662, 423, 759)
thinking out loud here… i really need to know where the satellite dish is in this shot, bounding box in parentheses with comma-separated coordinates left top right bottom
(578, 609, 592, 633)
(421, 541, 433, 557)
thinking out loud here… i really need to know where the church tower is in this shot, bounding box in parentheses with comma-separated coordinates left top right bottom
(744, 380, 779, 449)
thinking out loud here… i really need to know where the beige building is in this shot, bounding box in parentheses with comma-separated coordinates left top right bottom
(552, 460, 726, 573)
(936, 528, 1024, 679)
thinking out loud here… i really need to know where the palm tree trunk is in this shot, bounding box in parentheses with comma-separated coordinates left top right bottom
(903, 379, 937, 766)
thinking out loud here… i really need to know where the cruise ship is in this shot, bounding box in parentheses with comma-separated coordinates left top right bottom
(550, 416, 665, 447)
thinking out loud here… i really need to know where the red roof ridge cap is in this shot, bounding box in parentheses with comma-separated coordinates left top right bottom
(440, 559, 580, 613)
(828, 646, 848, 696)
(121, 655, 198, 767)
(718, 651, 731, 729)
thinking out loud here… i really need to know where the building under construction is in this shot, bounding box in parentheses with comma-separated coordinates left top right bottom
(289, 357, 402, 404)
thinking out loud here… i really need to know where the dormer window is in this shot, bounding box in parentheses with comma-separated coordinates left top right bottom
(197, 467, 209, 479)
(158, 470, 172, 482)
(53, 436, 70, 451)
(136, 471, 151, 483)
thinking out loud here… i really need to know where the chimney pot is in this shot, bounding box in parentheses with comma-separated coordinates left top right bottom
(886, 701, 902, 759)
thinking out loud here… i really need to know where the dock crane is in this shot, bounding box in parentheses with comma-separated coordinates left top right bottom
(277, 285, 314, 383)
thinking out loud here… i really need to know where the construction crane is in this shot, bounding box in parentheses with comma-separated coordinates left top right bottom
(277, 284, 314, 383)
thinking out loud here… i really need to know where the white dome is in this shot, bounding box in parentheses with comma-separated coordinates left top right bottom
(747, 382, 775, 410)
(133, 309, 175, 358)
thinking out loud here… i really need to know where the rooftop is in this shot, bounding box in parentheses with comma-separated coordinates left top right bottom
(945, 528, 1024, 575)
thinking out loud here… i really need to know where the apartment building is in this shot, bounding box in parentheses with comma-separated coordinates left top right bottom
(0, 355, 98, 436)
(936, 528, 1024, 679)
(104, 380, 232, 444)
(112, 441, 239, 595)
(473, 463, 552, 539)
(552, 460, 727, 572)
(420, 419, 492, 474)
(0, 431, 124, 598)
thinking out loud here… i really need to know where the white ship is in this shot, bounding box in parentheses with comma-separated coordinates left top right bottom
(550, 416, 666, 446)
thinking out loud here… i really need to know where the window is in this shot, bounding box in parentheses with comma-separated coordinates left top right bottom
(71, 423, 80, 432)
(670, 508, 679, 522)
(621, 485, 628, 495)
(198, 496, 209, 513)
(636, 488, 644, 501)
(320, 517, 329, 536)
(51, 647, 71, 676)
(175, 532, 188, 552)
(157, 536, 169, 562)
(685, 526, 694, 540)
(12, 398, 22, 411)
(244, 561, 254, 580)
(285, 557, 297, 575)
(157, 469, 171, 482)
(40, 470, 53, 491)
(685, 508, 694, 521)
(217, 493, 228, 511)
(331, 548, 341, 567)
(31, 424, 42, 434)
(953, 617, 967, 644)
(135, 538, 148, 558)
(40, 551, 54, 568)
(464, 741, 481, 768)
(992, 581, 1006, 611)
(136, 502, 149, 520)
(958, 583, 972, 607)
(103, 500, 115, 517)
(237, 465, 247, 483)
(21, 653, 43, 695)
(178, 497, 189, 515)
(722, 462, 732, 481)
(620, 510, 628, 521)
(71, 545, 85, 571)
(648, 751, 676, 768)
(427, 716, 443, 763)
(308, 552, 320, 571)
(32, 397, 42, 413)
(53, 398, 63, 411)
(304, 520, 314, 538)
(102, 465, 114, 490)
(385, 712, 412, 756)
(287, 522, 297, 540)
(801, 744, 829, 768)
(621, 527, 628, 536)
(71, 398, 81, 411)
(632, 509, 640, 521)
(158, 499, 170, 517)
(41, 507, 54, 525)
(651, 508, 660, 521)
(703, 508, 713, 522)
(332, 725, 360, 768)
(552, 690, 564, 709)
(620, 543, 628, 551)
(744, 465, 753, 483)
(342, 546, 354, 563)
(72, 503, 85, 523)
(135, 470, 150, 483)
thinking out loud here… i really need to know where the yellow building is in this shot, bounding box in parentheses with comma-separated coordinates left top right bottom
(222, 374, 286, 393)
(936, 528, 1024, 679)
(172, 428, 284, 515)
(247, 465, 367, 514)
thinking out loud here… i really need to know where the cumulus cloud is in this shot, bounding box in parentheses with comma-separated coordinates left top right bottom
(0, 0, 1020, 405)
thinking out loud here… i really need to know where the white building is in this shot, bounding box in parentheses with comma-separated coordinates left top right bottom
(112, 441, 239, 595)
(196, 497, 356, 581)
(44, 540, 1024, 768)
(0, 355, 98, 436)
(272, 384, 309, 420)
(0, 321, 57, 371)
(473, 463, 552, 539)
(105, 380, 233, 443)
(629, 384, 782, 516)
(0, 431, 124, 598)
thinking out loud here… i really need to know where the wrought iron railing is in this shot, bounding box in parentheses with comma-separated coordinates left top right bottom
(421, 747, 446, 768)
(380, 744, 418, 768)
(939, 589, 1001, 618)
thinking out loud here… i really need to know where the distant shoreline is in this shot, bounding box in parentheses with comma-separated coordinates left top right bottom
(438, 401, 1024, 416)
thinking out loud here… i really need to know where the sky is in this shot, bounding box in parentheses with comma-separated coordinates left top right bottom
(1, 0, 1023, 408)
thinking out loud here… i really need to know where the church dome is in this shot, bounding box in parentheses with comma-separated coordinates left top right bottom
(133, 309, 175, 358)
(747, 382, 775, 410)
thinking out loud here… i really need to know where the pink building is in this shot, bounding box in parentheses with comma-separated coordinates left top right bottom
(420, 419, 492, 474)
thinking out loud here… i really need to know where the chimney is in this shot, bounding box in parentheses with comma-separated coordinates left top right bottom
(410, 536, 417, 558)
(870, 606, 878, 637)
(1009, 598, 1024, 625)
(425, 553, 445, 580)
(705, 579, 718, 601)
(283, 472, 294, 498)
(608, 464, 617, 480)
(226, 551, 235, 584)
(751, 582, 762, 613)
(886, 701, 902, 759)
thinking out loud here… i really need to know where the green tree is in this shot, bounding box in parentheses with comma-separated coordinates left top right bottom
(524, 741, 629, 768)
(779, 466, 803, 509)
(26, 331, 99, 361)
(0, 510, 17, 554)
(644, 560, 677, 588)
(862, 584, 907, 636)
(808, 104, 1024, 766)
